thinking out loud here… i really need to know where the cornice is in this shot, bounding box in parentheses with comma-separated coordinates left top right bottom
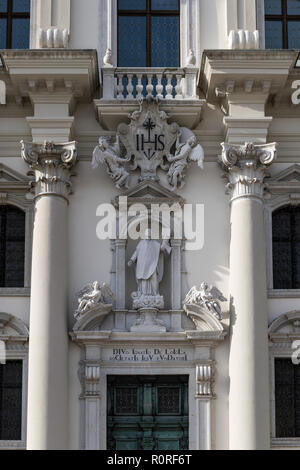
(0, 49, 99, 106)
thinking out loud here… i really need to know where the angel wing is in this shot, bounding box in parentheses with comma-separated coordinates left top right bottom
(184, 286, 198, 304)
(77, 282, 95, 298)
(92, 145, 105, 169)
(209, 286, 227, 302)
(100, 283, 115, 301)
(189, 145, 204, 169)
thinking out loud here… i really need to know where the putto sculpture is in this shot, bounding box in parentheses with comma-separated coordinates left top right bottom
(75, 281, 114, 319)
(184, 283, 227, 320)
(167, 128, 204, 190)
(92, 135, 130, 189)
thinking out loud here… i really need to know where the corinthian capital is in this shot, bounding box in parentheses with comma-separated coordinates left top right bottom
(21, 141, 77, 200)
(220, 142, 277, 200)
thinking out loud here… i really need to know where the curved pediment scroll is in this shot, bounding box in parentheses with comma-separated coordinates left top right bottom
(0, 312, 29, 338)
(269, 310, 300, 338)
(183, 303, 225, 334)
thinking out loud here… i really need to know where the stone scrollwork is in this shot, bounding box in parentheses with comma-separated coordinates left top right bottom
(93, 98, 204, 190)
(220, 142, 277, 200)
(75, 281, 114, 320)
(184, 283, 227, 321)
(21, 140, 77, 199)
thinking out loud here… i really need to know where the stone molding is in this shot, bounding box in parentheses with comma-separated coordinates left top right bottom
(220, 142, 277, 201)
(21, 141, 77, 200)
(196, 364, 214, 398)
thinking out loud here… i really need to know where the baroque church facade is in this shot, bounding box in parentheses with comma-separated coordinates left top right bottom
(0, 0, 300, 451)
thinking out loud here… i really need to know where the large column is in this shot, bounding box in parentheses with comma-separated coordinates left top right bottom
(220, 142, 277, 450)
(21, 141, 77, 450)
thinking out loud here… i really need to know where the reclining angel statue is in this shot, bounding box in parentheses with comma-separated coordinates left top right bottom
(184, 282, 227, 320)
(167, 128, 204, 190)
(92, 135, 131, 189)
(75, 281, 114, 318)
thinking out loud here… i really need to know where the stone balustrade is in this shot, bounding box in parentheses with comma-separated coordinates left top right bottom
(102, 67, 198, 101)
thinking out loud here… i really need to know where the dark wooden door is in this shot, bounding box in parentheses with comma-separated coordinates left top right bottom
(107, 375, 189, 450)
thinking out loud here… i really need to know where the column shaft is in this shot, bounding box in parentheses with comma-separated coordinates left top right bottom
(27, 195, 69, 449)
(229, 197, 270, 449)
(220, 142, 277, 450)
(21, 140, 77, 450)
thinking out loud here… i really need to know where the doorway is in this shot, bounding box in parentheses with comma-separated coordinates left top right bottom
(107, 375, 189, 450)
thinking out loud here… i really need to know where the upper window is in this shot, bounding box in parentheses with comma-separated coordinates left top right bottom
(0, 205, 25, 288)
(275, 358, 300, 438)
(265, 0, 300, 49)
(118, 0, 180, 67)
(0, 360, 22, 441)
(272, 206, 300, 289)
(0, 0, 30, 49)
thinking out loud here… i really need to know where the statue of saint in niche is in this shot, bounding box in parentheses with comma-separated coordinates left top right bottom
(128, 229, 171, 306)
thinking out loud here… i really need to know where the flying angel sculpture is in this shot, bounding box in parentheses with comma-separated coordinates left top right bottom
(167, 127, 204, 190)
(75, 281, 114, 318)
(184, 282, 227, 320)
(92, 135, 131, 189)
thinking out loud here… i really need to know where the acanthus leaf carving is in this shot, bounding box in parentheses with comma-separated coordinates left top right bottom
(21, 140, 77, 199)
(220, 142, 277, 200)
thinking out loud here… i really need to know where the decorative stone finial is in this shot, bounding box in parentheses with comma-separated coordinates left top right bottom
(21, 140, 77, 200)
(219, 142, 277, 200)
(186, 49, 196, 66)
(103, 48, 113, 67)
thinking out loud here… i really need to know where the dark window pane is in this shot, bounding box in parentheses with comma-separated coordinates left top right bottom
(118, 16, 146, 66)
(151, 0, 179, 10)
(265, 0, 282, 15)
(273, 210, 291, 239)
(275, 359, 300, 437)
(288, 21, 300, 49)
(151, 16, 179, 67)
(0, 0, 7, 13)
(115, 387, 138, 414)
(287, 0, 300, 14)
(0, 361, 22, 441)
(13, 0, 30, 12)
(265, 20, 283, 48)
(0, 206, 25, 288)
(273, 241, 292, 289)
(157, 387, 180, 414)
(119, 0, 146, 10)
(0, 19, 6, 48)
(11, 18, 29, 48)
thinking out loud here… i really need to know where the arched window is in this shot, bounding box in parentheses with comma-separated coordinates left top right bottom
(272, 205, 300, 289)
(117, 0, 180, 67)
(0, 205, 25, 288)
